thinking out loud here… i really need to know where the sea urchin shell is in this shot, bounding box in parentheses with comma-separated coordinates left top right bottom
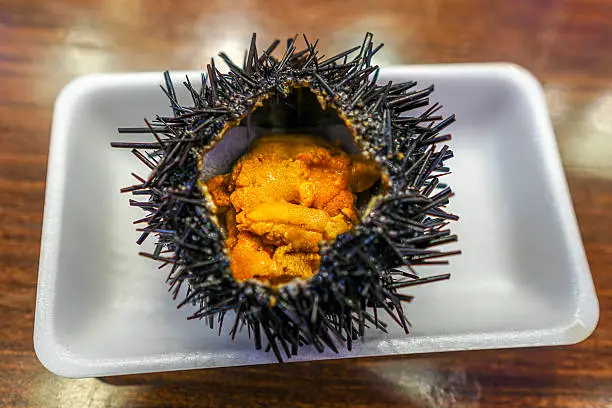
(113, 33, 459, 361)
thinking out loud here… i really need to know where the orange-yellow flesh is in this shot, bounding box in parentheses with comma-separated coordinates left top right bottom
(205, 174, 231, 212)
(205, 135, 381, 285)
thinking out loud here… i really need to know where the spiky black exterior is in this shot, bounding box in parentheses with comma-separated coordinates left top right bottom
(113, 33, 459, 361)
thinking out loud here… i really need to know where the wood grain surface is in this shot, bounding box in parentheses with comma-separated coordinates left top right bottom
(1, 0, 611, 407)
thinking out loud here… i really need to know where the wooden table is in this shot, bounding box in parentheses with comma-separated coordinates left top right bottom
(1, 0, 611, 406)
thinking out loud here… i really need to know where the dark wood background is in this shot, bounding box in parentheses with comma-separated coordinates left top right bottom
(1, 0, 611, 407)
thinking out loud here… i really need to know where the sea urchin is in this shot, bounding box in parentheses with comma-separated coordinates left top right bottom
(112, 33, 459, 362)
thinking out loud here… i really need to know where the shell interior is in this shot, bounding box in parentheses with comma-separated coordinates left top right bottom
(199, 85, 387, 286)
(198, 86, 365, 180)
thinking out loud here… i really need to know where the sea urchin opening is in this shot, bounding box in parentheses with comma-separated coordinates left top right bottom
(199, 87, 385, 286)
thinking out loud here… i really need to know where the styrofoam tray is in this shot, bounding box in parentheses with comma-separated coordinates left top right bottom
(34, 64, 599, 378)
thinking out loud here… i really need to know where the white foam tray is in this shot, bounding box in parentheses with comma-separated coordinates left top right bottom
(34, 64, 599, 378)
